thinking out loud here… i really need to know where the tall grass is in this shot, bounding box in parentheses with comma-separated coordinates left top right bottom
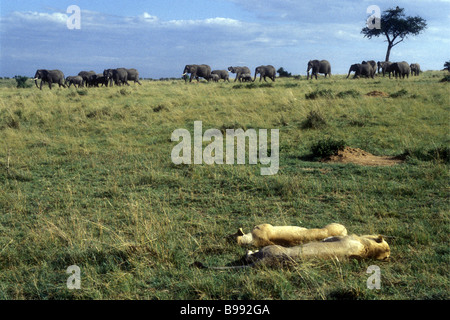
(0, 72, 449, 300)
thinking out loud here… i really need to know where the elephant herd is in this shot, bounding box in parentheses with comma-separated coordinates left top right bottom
(32, 68, 142, 90)
(32, 59, 422, 90)
(347, 60, 421, 79)
(182, 64, 277, 83)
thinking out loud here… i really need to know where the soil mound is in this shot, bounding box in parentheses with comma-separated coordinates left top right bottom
(366, 91, 389, 97)
(322, 147, 404, 166)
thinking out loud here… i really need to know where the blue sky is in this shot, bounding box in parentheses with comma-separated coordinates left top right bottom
(1, 0, 449, 78)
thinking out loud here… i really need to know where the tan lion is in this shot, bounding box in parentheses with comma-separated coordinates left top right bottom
(229, 223, 347, 247)
(195, 234, 390, 269)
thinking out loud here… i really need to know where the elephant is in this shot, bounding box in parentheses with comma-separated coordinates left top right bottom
(209, 73, 220, 82)
(346, 63, 374, 79)
(125, 68, 142, 85)
(307, 60, 331, 80)
(253, 65, 276, 82)
(362, 60, 377, 76)
(410, 63, 421, 76)
(112, 68, 129, 86)
(183, 64, 212, 82)
(238, 73, 253, 82)
(211, 70, 229, 82)
(88, 74, 108, 87)
(65, 76, 83, 88)
(362, 60, 376, 78)
(33, 69, 66, 90)
(228, 66, 251, 82)
(103, 69, 114, 86)
(377, 61, 392, 77)
(388, 61, 410, 79)
(78, 71, 96, 87)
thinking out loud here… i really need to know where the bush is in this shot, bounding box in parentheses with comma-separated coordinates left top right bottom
(439, 74, 450, 82)
(310, 138, 346, 158)
(390, 89, 408, 98)
(14, 75, 32, 88)
(301, 110, 327, 129)
(305, 89, 334, 99)
(337, 89, 360, 98)
(403, 145, 450, 163)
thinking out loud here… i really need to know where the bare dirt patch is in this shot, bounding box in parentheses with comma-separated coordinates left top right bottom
(321, 147, 404, 166)
(366, 91, 389, 97)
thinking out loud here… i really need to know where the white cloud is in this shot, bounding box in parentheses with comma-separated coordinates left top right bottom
(0, 4, 448, 78)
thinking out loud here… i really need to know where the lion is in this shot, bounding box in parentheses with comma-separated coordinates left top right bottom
(195, 234, 390, 270)
(229, 223, 348, 247)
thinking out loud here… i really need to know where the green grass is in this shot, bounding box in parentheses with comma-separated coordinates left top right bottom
(0, 72, 449, 300)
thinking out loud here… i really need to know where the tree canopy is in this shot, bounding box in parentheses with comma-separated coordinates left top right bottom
(361, 7, 427, 62)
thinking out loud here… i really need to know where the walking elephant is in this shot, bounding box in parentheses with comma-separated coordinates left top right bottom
(253, 65, 276, 82)
(377, 61, 392, 77)
(125, 68, 142, 85)
(65, 76, 83, 88)
(88, 74, 108, 87)
(389, 61, 410, 79)
(347, 64, 374, 79)
(238, 73, 252, 82)
(410, 63, 421, 76)
(211, 70, 229, 82)
(183, 64, 212, 82)
(111, 68, 129, 86)
(307, 60, 331, 80)
(78, 71, 96, 87)
(103, 69, 114, 86)
(209, 74, 220, 82)
(362, 60, 376, 77)
(33, 69, 66, 90)
(228, 66, 251, 82)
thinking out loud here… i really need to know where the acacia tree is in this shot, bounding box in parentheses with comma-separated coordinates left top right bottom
(361, 7, 427, 62)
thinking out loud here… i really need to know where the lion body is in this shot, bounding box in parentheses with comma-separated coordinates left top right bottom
(246, 234, 390, 267)
(234, 223, 348, 247)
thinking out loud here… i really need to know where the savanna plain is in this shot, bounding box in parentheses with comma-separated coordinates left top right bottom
(0, 72, 448, 300)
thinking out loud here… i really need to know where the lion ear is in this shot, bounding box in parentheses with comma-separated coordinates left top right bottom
(237, 228, 245, 236)
(375, 235, 384, 243)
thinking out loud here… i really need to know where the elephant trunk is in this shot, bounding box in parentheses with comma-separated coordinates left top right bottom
(34, 78, 39, 88)
(253, 70, 258, 82)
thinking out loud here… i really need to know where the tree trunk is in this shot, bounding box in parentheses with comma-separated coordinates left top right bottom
(385, 42, 393, 62)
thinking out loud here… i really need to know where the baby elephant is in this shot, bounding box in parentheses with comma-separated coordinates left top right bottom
(238, 73, 252, 82)
(209, 74, 220, 82)
(65, 76, 83, 88)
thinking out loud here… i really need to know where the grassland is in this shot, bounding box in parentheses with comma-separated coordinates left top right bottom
(0, 72, 448, 300)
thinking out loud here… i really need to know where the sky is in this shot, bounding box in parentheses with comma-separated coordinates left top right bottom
(0, 0, 449, 78)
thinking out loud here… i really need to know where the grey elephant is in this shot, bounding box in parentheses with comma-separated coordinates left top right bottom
(33, 69, 66, 90)
(88, 74, 108, 87)
(211, 70, 229, 82)
(183, 64, 212, 82)
(228, 66, 251, 82)
(362, 60, 377, 76)
(253, 65, 276, 82)
(347, 63, 374, 79)
(377, 61, 392, 77)
(209, 74, 220, 82)
(65, 75, 83, 88)
(125, 68, 142, 85)
(103, 69, 114, 86)
(389, 61, 410, 79)
(238, 73, 253, 82)
(410, 63, 421, 76)
(307, 60, 331, 80)
(362, 60, 376, 78)
(111, 68, 129, 86)
(78, 70, 96, 87)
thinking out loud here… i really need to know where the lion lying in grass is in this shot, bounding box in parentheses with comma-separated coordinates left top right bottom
(195, 234, 390, 269)
(229, 223, 348, 247)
